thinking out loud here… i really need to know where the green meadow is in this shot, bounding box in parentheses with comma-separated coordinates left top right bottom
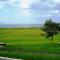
(0, 28, 60, 60)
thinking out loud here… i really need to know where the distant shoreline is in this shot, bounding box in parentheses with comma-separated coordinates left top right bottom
(0, 24, 42, 28)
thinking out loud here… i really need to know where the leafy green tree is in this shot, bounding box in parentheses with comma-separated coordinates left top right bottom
(57, 23, 60, 31)
(43, 19, 59, 42)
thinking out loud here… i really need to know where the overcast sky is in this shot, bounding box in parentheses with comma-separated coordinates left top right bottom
(0, 0, 60, 24)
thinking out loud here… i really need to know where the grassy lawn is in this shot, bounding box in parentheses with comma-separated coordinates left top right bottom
(0, 28, 60, 60)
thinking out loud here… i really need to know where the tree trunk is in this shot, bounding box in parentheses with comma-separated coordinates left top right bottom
(51, 35, 53, 43)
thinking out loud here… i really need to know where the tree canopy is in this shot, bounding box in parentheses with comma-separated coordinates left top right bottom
(43, 19, 59, 41)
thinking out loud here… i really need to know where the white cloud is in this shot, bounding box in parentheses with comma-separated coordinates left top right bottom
(54, 0, 60, 4)
(55, 10, 59, 13)
(0, 0, 15, 3)
(20, 0, 32, 8)
(20, 0, 36, 9)
(10, 0, 15, 3)
(19, 0, 33, 17)
(21, 9, 31, 17)
(51, 10, 59, 14)
(48, 3, 56, 8)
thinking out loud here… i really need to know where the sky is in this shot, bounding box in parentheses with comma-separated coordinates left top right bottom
(0, 0, 60, 24)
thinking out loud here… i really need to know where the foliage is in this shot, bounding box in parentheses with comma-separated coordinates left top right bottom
(43, 19, 59, 40)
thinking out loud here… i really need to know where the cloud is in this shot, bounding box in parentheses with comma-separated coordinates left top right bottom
(21, 9, 31, 17)
(19, 0, 34, 17)
(0, 0, 16, 11)
(0, 0, 15, 3)
(0, 0, 60, 24)
(0, 0, 8, 1)
(54, 0, 60, 4)
(31, 0, 60, 13)
(20, 0, 31, 8)
(20, 0, 36, 8)
(51, 10, 59, 14)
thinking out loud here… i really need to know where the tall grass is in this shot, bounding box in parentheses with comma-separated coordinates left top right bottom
(0, 28, 60, 60)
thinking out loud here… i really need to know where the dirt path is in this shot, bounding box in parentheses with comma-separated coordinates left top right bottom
(0, 57, 23, 60)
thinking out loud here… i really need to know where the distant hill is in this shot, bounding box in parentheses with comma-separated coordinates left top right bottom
(0, 24, 42, 28)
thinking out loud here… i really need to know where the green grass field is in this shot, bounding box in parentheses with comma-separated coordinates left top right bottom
(0, 28, 60, 60)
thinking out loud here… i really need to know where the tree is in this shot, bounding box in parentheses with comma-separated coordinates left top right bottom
(57, 23, 60, 31)
(43, 19, 59, 42)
